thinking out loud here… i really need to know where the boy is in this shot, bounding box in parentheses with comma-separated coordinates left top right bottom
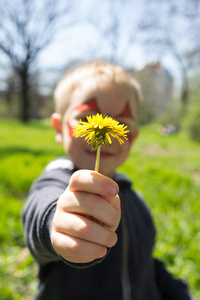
(22, 61, 191, 299)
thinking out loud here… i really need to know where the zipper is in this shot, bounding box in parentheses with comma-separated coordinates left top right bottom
(120, 192, 132, 300)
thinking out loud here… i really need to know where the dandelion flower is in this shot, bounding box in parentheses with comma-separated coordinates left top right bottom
(73, 113, 129, 172)
(73, 113, 129, 149)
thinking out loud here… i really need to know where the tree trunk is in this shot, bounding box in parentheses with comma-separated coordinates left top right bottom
(180, 75, 189, 116)
(19, 65, 30, 122)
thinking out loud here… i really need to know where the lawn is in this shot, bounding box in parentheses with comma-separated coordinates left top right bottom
(0, 119, 199, 299)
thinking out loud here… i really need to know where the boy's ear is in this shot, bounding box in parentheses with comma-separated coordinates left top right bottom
(51, 113, 63, 144)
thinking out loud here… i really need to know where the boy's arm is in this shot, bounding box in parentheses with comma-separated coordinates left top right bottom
(154, 258, 192, 300)
(22, 169, 68, 264)
(22, 169, 120, 267)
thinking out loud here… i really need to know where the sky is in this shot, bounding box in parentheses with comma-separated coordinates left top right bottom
(37, 1, 146, 68)
(36, 0, 182, 94)
(0, 0, 183, 94)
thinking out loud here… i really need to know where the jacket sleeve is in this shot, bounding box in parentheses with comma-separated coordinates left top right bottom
(22, 169, 69, 265)
(154, 258, 192, 300)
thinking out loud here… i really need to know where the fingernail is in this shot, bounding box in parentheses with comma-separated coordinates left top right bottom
(109, 183, 118, 195)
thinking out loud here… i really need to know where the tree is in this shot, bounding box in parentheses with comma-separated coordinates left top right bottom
(137, 0, 200, 113)
(83, 0, 139, 66)
(183, 77, 200, 142)
(0, 0, 74, 121)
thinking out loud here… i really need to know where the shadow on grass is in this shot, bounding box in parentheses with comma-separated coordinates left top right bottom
(0, 146, 61, 157)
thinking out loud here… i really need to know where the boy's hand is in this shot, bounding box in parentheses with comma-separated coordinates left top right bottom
(51, 170, 121, 264)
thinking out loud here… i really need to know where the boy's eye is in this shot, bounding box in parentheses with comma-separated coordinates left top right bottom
(80, 117, 88, 122)
(118, 121, 127, 127)
(78, 113, 97, 123)
(116, 118, 136, 135)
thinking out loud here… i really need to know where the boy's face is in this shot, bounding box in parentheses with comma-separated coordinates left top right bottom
(59, 79, 138, 178)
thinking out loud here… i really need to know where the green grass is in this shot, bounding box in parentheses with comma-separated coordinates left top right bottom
(0, 119, 200, 299)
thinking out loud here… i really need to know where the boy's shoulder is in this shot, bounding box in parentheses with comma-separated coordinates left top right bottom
(44, 158, 132, 186)
(113, 172, 132, 189)
(44, 157, 75, 172)
(29, 157, 74, 193)
(43, 158, 144, 201)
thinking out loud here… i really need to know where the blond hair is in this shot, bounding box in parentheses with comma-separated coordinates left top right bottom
(54, 60, 141, 116)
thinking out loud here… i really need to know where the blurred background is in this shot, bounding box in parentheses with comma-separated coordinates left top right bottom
(0, 0, 199, 138)
(0, 0, 200, 299)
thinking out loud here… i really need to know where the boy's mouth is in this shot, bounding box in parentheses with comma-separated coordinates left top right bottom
(85, 149, 113, 158)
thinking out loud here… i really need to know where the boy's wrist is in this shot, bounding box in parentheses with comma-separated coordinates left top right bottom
(57, 248, 111, 269)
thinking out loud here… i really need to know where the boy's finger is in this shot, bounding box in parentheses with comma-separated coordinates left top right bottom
(69, 170, 119, 197)
(51, 230, 107, 264)
(53, 212, 118, 248)
(58, 191, 120, 229)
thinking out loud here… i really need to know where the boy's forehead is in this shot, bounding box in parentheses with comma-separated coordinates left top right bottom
(68, 78, 137, 117)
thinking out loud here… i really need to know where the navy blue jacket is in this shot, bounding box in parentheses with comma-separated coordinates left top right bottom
(22, 158, 191, 300)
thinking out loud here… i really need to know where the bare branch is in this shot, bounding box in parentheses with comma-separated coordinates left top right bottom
(0, 0, 75, 121)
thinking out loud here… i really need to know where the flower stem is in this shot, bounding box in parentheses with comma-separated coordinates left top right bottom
(95, 145, 105, 227)
(95, 145, 101, 172)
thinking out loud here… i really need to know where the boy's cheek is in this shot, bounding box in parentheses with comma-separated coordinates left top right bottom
(66, 121, 74, 138)
(63, 132, 82, 154)
(127, 129, 139, 143)
(64, 113, 76, 138)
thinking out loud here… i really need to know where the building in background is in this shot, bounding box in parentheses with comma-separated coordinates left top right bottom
(128, 61, 174, 121)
